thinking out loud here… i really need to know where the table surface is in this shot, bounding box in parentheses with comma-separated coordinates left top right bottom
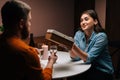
(40, 51, 91, 79)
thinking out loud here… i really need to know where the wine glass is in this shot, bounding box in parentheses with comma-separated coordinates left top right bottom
(50, 45, 57, 53)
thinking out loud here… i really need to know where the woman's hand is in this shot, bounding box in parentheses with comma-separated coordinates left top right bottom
(71, 44, 88, 62)
(70, 49, 78, 58)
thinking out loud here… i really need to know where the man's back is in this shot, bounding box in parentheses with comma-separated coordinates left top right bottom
(0, 35, 43, 80)
(0, 36, 28, 80)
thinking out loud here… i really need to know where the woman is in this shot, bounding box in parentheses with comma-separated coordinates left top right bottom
(69, 10, 114, 80)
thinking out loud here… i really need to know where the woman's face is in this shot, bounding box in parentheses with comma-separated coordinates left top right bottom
(80, 13, 97, 32)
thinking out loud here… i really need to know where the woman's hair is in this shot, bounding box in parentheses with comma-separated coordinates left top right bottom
(1, 0, 31, 30)
(80, 9, 105, 33)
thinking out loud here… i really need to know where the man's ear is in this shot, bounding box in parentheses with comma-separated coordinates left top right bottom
(19, 19, 24, 29)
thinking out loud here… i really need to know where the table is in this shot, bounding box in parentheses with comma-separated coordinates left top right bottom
(40, 51, 91, 80)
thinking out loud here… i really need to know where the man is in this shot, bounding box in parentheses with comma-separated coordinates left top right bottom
(0, 0, 57, 80)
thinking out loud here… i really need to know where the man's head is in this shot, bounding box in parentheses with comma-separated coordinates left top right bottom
(1, 0, 31, 39)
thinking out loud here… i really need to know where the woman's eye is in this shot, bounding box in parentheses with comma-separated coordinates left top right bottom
(84, 17, 89, 21)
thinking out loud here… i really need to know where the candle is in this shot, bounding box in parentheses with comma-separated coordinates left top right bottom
(41, 44, 48, 60)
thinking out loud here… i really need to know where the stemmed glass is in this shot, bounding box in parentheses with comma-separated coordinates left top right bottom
(50, 45, 57, 54)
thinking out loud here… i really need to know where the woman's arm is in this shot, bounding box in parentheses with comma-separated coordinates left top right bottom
(71, 44, 88, 62)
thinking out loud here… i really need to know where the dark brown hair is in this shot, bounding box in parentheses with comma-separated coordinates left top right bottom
(1, 0, 31, 31)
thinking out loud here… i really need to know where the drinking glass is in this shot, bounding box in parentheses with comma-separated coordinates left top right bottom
(50, 45, 57, 53)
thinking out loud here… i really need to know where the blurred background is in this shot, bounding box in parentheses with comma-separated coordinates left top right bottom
(0, 0, 106, 38)
(0, 0, 120, 79)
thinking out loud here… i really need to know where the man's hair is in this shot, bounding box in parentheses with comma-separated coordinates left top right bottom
(1, 0, 31, 30)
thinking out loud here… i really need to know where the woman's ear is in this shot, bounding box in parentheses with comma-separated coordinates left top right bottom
(94, 19, 98, 25)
